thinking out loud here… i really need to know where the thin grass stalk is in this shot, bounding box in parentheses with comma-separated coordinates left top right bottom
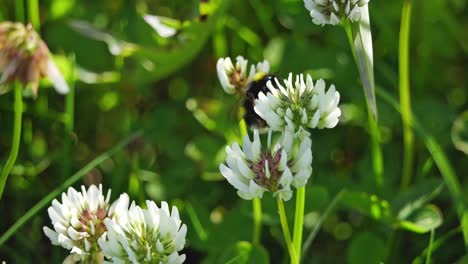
(425, 229, 435, 264)
(186, 203, 208, 241)
(302, 189, 345, 259)
(27, 0, 40, 30)
(0, 131, 142, 246)
(0, 83, 23, 200)
(399, 0, 414, 189)
(63, 55, 75, 180)
(15, 0, 25, 23)
(411, 227, 461, 263)
(252, 197, 262, 244)
(277, 198, 298, 264)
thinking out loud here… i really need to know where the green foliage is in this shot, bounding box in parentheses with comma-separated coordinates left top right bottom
(347, 232, 386, 264)
(1, 0, 467, 263)
(218, 241, 269, 264)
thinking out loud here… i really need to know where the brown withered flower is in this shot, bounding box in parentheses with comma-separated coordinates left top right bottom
(0, 22, 69, 97)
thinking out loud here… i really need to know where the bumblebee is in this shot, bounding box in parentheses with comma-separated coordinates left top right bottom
(242, 74, 276, 131)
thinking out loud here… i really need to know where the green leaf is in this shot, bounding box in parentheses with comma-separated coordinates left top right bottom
(398, 205, 443, 234)
(340, 191, 393, 224)
(68, 19, 138, 57)
(392, 180, 444, 220)
(376, 87, 468, 246)
(347, 232, 386, 264)
(306, 185, 329, 211)
(49, 0, 75, 19)
(451, 110, 468, 155)
(219, 241, 269, 264)
(351, 6, 377, 120)
(454, 254, 468, 264)
(132, 0, 231, 83)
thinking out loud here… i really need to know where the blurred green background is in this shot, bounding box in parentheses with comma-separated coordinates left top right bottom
(0, 0, 467, 263)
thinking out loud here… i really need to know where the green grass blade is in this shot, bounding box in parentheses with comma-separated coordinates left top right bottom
(27, 0, 40, 30)
(399, 0, 415, 190)
(0, 131, 142, 247)
(351, 6, 377, 120)
(15, 0, 25, 23)
(62, 54, 75, 180)
(344, 15, 384, 191)
(302, 189, 345, 259)
(185, 203, 208, 241)
(411, 227, 461, 264)
(425, 229, 435, 264)
(376, 87, 468, 248)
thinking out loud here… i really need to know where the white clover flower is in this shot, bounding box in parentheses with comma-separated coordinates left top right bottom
(255, 60, 270, 76)
(98, 201, 187, 264)
(216, 56, 270, 95)
(254, 73, 341, 136)
(43, 184, 129, 262)
(0, 22, 69, 96)
(219, 129, 312, 201)
(303, 0, 370, 26)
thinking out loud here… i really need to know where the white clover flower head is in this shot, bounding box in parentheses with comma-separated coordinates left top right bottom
(216, 56, 270, 95)
(0, 22, 69, 96)
(219, 129, 313, 201)
(254, 73, 341, 136)
(255, 60, 270, 77)
(303, 0, 370, 26)
(43, 185, 128, 261)
(98, 200, 187, 264)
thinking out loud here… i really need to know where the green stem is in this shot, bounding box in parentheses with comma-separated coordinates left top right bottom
(27, 0, 40, 30)
(15, 0, 25, 22)
(0, 84, 23, 200)
(293, 186, 305, 260)
(385, 229, 401, 263)
(63, 55, 75, 180)
(368, 111, 383, 189)
(252, 197, 262, 244)
(344, 21, 384, 190)
(411, 227, 460, 263)
(425, 229, 435, 264)
(344, 21, 357, 60)
(399, 0, 414, 190)
(239, 118, 263, 244)
(277, 198, 298, 264)
(0, 131, 142, 246)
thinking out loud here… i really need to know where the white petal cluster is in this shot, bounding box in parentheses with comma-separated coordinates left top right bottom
(216, 56, 270, 94)
(303, 0, 370, 26)
(219, 129, 312, 201)
(43, 184, 128, 261)
(254, 73, 341, 136)
(98, 201, 187, 264)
